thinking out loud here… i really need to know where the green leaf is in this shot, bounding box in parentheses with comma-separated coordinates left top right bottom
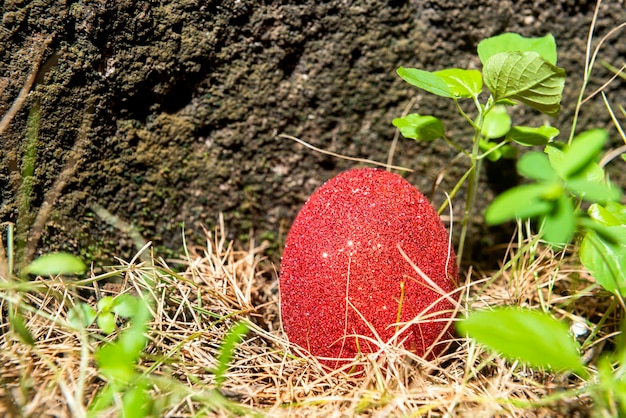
(539, 194, 576, 245)
(397, 67, 454, 98)
(481, 105, 511, 139)
(580, 203, 626, 295)
(392, 114, 445, 141)
(506, 125, 560, 146)
(589, 201, 626, 226)
(485, 183, 556, 225)
(69, 303, 97, 329)
(483, 51, 565, 117)
(479, 139, 502, 162)
(97, 341, 136, 382)
(557, 129, 607, 179)
(98, 296, 115, 314)
(9, 312, 35, 346)
(517, 151, 558, 182)
(433, 68, 483, 98)
(478, 33, 558, 65)
(457, 307, 584, 374)
(565, 177, 622, 203)
(113, 294, 139, 318)
(545, 142, 605, 182)
(214, 321, 249, 387)
(500, 144, 517, 159)
(23, 252, 86, 276)
(580, 228, 626, 295)
(98, 312, 117, 335)
(122, 381, 151, 418)
(118, 299, 150, 357)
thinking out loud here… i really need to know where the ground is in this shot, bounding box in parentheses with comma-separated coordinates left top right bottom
(1, 0, 625, 264)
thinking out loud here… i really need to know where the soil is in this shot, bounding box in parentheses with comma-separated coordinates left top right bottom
(1, 0, 625, 265)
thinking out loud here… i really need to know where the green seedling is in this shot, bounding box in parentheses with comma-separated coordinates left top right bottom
(397, 29, 626, 414)
(394, 32, 567, 264)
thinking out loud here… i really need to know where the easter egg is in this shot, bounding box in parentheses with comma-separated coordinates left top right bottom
(279, 168, 458, 368)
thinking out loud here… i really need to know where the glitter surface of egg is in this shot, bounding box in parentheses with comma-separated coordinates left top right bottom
(279, 168, 458, 367)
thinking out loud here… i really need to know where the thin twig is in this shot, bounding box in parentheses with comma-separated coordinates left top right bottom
(0, 36, 53, 136)
(279, 134, 413, 172)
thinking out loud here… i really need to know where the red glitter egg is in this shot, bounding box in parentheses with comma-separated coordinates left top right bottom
(279, 168, 458, 368)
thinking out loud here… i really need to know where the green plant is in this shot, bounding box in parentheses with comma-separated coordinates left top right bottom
(394, 32, 570, 264)
(395, 26, 626, 415)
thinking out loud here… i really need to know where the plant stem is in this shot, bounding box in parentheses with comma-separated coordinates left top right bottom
(456, 105, 488, 267)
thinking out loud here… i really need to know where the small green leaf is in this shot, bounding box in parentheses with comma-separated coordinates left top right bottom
(113, 294, 139, 318)
(580, 203, 626, 295)
(483, 51, 565, 117)
(392, 114, 445, 141)
(98, 312, 117, 335)
(433, 68, 483, 98)
(397, 67, 454, 98)
(580, 228, 626, 295)
(10, 312, 35, 346)
(479, 139, 501, 161)
(517, 151, 558, 182)
(539, 194, 576, 245)
(478, 33, 558, 65)
(481, 105, 511, 139)
(214, 321, 249, 387)
(506, 125, 560, 146)
(23, 252, 86, 276)
(457, 307, 584, 374)
(69, 303, 97, 329)
(558, 129, 607, 179)
(118, 299, 150, 356)
(485, 183, 556, 225)
(97, 341, 136, 382)
(122, 381, 151, 418)
(98, 296, 116, 314)
(589, 201, 626, 226)
(500, 144, 517, 159)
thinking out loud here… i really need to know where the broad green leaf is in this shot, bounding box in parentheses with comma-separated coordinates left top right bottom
(392, 114, 445, 141)
(433, 68, 483, 98)
(483, 51, 565, 117)
(478, 33, 558, 65)
(98, 312, 117, 335)
(485, 183, 556, 224)
(517, 151, 558, 182)
(540, 194, 576, 245)
(566, 177, 622, 203)
(506, 125, 560, 146)
(580, 228, 626, 295)
(558, 129, 607, 179)
(397, 67, 454, 98)
(23, 252, 86, 276)
(214, 321, 249, 387)
(481, 105, 511, 139)
(457, 307, 584, 374)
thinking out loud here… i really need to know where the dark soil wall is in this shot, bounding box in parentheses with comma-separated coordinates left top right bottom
(1, 0, 625, 263)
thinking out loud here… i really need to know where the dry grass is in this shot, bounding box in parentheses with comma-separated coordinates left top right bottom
(0, 218, 617, 417)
